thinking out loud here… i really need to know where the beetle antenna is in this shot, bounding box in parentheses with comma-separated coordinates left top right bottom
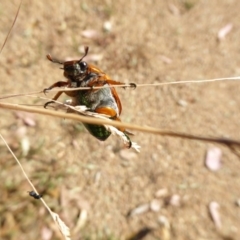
(46, 54, 63, 64)
(79, 46, 89, 62)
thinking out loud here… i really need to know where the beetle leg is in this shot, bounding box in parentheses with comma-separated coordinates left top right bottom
(88, 77, 136, 89)
(95, 107, 118, 118)
(100, 79, 129, 89)
(44, 81, 68, 108)
(43, 81, 68, 94)
(95, 107, 126, 132)
(99, 78, 136, 89)
(44, 91, 65, 108)
(128, 83, 137, 89)
(87, 79, 107, 90)
(44, 101, 54, 109)
(124, 133, 132, 148)
(88, 77, 137, 90)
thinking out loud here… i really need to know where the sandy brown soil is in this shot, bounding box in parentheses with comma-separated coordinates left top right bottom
(0, 1, 240, 240)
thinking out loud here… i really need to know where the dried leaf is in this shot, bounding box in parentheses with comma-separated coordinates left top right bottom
(169, 194, 181, 206)
(41, 226, 53, 240)
(158, 215, 171, 240)
(81, 29, 99, 39)
(150, 199, 161, 212)
(177, 99, 188, 107)
(15, 126, 27, 138)
(217, 23, 233, 40)
(51, 212, 71, 240)
(94, 171, 101, 184)
(209, 201, 221, 229)
(160, 55, 172, 64)
(21, 137, 30, 156)
(73, 209, 88, 234)
(128, 203, 149, 217)
(15, 111, 36, 126)
(155, 188, 168, 198)
(168, 3, 180, 16)
(119, 149, 138, 160)
(103, 21, 112, 32)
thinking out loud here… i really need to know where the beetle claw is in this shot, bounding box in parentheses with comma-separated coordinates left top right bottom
(129, 83, 137, 89)
(43, 88, 51, 95)
(123, 83, 137, 90)
(44, 101, 55, 109)
(124, 132, 132, 148)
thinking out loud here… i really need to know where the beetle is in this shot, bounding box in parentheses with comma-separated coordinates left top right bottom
(28, 191, 42, 199)
(44, 46, 136, 144)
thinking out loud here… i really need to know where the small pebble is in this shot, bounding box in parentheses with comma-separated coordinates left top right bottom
(15, 126, 27, 138)
(209, 201, 221, 229)
(94, 171, 101, 184)
(119, 149, 137, 161)
(158, 215, 170, 228)
(150, 199, 161, 212)
(15, 112, 36, 126)
(81, 29, 99, 39)
(168, 3, 180, 16)
(158, 215, 171, 240)
(205, 147, 222, 171)
(217, 23, 233, 40)
(78, 209, 88, 229)
(160, 55, 172, 64)
(21, 137, 30, 156)
(178, 99, 188, 107)
(155, 188, 168, 198)
(103, 21, 112, 32)
(41, 226, 53, 240)
(129, 203, 149, 217)
(169, 194, 181, 206)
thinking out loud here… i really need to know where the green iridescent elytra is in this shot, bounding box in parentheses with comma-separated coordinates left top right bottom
(83, 123, 111, 141)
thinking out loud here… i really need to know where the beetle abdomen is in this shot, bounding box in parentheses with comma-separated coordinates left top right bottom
(74, 75, 119, 141)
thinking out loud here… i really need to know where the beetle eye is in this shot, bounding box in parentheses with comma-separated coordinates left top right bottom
(79, 61, 87, 71)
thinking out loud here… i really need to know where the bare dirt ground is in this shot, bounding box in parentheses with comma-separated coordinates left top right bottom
(0, 1, 240, 240)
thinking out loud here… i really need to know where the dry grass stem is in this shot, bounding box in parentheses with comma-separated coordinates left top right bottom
(44, 76, 240, 93)
(0, 0, 22, 54)
(0, 133, 71, 240)
(0, 101, 240, 151)
(73, 105, 141, 151)
(0, 103, 240, 152)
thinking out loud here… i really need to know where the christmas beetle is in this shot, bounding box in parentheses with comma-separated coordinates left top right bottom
(44, 46, 136, 144)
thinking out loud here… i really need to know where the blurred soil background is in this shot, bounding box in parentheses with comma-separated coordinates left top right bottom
(0, 0, 240, 239)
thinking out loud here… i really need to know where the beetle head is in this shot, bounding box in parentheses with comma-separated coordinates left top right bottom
(47, 46, 89, 81)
